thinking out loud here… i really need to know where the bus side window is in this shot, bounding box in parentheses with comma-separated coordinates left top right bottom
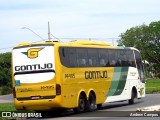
(116, 59, 122, 66)
(100, 59, 106, 66)
(110, 60, 116, 66)
(98, 49, 108, 67)
(108, 49, 117, 67)
(88, 58, 93, 66)
(88, 48, 98, 67)
(68, 48, 77, 67)
(78, 58, 86, 66)
(116, 50, 124, 67)
(134, 50, 145, 80)
(126, 50, 136, 67)
(76, 48, 88, 67)
(59, 47, 70, 67)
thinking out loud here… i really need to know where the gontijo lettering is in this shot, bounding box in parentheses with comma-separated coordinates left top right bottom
(85, 71, 108, 79)
(17, 88, 32, 92)
(15, 63, 53, 72)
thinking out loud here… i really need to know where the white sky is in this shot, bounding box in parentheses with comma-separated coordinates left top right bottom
(0, 0, 160, 53)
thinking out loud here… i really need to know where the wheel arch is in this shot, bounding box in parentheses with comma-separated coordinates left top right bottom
(76, 90, 87, 107)
(87, 89, 96, 102)
(131, 86, 137, 98)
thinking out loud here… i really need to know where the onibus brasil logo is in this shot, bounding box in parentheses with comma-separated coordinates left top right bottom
(22, 48, 43, 59)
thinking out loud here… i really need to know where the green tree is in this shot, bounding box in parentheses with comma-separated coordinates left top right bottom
(0, 52, 11, 87)
(118, 21, 160, 77)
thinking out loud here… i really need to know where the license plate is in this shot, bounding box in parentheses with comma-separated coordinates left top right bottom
(31, 96, 41, 100)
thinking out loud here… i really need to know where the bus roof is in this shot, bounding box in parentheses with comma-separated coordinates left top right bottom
(66, 40, 111, 46)
(14, 39, 140, 52)
(14, 40, 111, 48)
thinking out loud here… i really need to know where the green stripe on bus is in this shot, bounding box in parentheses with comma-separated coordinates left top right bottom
(107, 67, 122, 96)
(113, 67, 129, 96)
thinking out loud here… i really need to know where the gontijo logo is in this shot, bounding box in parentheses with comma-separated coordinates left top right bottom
(22, 48, 43, 59)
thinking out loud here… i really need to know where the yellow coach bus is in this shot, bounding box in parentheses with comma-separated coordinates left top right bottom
(12, 40, 145, 112)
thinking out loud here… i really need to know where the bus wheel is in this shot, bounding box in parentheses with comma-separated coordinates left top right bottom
(128, 90, 136, 105)
(85, 93, 96, 112)
(97, 104, 102, 110)
(73, 94, 86, 113)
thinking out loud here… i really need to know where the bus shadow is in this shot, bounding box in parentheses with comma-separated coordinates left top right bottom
(100, 99, 144, 110)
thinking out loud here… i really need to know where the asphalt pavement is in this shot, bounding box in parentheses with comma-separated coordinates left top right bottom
(0, 94, 13, 103)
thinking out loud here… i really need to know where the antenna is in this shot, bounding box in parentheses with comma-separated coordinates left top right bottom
(47, 21, 61, 42)
(112, 39, 114, 46)
(48, 21, 51, 41)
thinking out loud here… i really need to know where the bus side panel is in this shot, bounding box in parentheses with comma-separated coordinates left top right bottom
(105, 67, 145, 103)
(106, 67, 130, 102)
(60, 67, 114, 108)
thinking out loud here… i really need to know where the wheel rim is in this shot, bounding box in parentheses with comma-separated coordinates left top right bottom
(89, 95, 95, 110)
(79, 96, 85, 111)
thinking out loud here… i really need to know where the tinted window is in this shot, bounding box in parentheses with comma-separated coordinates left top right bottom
(77, 48, 88, 67)
(135, 50, 144, 80)
(98, 49, 108, 67)
(59, 47, 137, 68)
(117, 50, 135, 67)
(108, 49, 117, 67)
(68, 48, 77, 67)
(88, 49, 99, 67)
(59, 47, 69, 67)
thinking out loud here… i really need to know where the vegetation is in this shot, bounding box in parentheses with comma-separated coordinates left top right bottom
(0, 103, 16, 111)
(0, 52, 12, 95)
(146, 79, 160, 94)
(118, 21, 160, 78)
(1, 86, 12, 95)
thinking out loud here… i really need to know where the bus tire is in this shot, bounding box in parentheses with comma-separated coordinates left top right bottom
(85, 93, 96, 112)
(73, 94, 86, 113)
(128, 89, 136, 105)
(97, 104, 102, 110)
